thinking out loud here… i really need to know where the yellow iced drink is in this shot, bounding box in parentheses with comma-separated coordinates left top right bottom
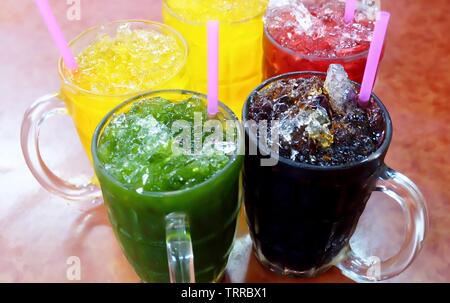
(60, 21, 188, 158)
(163, 0, 268, 117)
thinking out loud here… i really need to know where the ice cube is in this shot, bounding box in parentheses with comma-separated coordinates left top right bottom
(279, 105, 333, 148)
(268, 0, 300, 10)
(267, 0, 315, 35)
(304, 107, 333, 148)
(313, 0, 345, 24)
(213, 141, 237, 155)
(324, 64, 355, 115)
(279, 109, 297, 142)
(356, 0, 381, 22)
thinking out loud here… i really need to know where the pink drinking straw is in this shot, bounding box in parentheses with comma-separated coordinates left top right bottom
(359, 12, 391, 106)
(344, 0, 357, 23)
(34, 0, 78, 70)
(207, 21, 219, 116)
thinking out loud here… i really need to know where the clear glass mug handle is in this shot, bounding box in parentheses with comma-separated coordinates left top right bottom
(165, 212, 196, 283)
(20, 93, 101, 202)
(337, 166, 428, 282)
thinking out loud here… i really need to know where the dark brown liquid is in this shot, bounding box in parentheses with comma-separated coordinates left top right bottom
(248, 76, 385, 166)
(244, 75, 388, 273)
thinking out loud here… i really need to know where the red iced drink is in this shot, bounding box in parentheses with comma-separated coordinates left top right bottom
(263, 0, 380, 82)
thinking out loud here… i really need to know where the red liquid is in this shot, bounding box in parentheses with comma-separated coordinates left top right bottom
(263, 0, 377, 83)
(264, 31, 369, 83)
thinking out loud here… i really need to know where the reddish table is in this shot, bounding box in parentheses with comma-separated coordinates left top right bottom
(0, 0, 448, 282)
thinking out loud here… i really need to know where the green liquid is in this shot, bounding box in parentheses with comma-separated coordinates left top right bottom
(94, 95, 242, 282)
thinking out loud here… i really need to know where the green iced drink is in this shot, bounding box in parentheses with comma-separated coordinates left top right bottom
(92, 90, 242, 282)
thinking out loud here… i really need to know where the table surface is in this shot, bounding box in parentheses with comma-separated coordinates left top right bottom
(0, 0, 449, 283)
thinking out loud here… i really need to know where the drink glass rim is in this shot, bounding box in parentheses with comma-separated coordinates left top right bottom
(92, 89, 242, 197)
(264, 26, 370, 62)
(57, 19, 189, 98)
(162, 0, 267, 25)
(242, 71, 393, 171)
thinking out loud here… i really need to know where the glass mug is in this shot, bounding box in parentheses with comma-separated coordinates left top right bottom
(92, 90, 243, 282)
(162, 0, 267, 117)
(21, 20, 188, 201)
(242, 72, 428, 282)
(262, 0, 383, 83)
